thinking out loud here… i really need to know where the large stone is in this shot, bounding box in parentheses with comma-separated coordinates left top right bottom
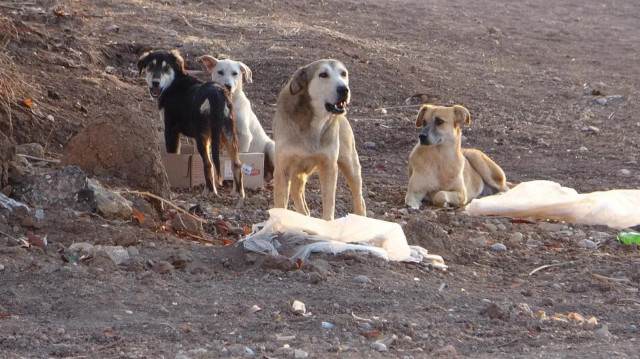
(88, 180, 132, 220)
(12, 166, 88, 209)
(61, 106, 170, 197)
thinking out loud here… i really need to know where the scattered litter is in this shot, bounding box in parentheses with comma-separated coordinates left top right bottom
(291, 300, 306, 315)
(438, 283, 447, 292)
(241, 209, 447, 270)
(617, 232, 640, 245)
(355, 275, 371, 283)
(276, 334, 296, 341)
(466, 180, 640, 229)
(321, 321, 334, 329)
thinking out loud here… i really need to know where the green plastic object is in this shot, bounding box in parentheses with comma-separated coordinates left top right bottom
(616, 232, 640, 245)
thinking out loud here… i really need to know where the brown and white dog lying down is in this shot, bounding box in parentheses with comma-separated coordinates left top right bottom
(137, 50, 244, 198)
(272, 59, 366, 220)
(405, 104, 509, 210)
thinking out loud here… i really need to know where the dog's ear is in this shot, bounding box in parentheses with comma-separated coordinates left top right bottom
(415, 104, 432, 128)
(238, 61, 253, 83)
(199, 55, 218, 73)
(289, 66, 308, 95)
(170, 50, 187, 75)
(453, 105, 471, 125)
(137, 51, 152, 76)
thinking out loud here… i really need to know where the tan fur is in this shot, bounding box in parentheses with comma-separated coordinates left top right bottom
(273, 60, 366, 220)
(405, 104, 509, 209)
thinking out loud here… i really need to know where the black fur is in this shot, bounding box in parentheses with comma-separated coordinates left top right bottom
(137, 50, 244, 196)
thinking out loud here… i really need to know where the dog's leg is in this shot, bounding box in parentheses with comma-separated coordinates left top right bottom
(196, 137, 218, 196)
(317, 163, 339, 221)
(263, 141, 276, 181)
(431, 189, 466, 208)
(463, 149, 509, 193)
(273, 167, 291, 210)
(290, 174, 310, 216)
(338, 156, 366, 216)
(220, 133, 245, 200)
(165, 130, 181, 153)
(405, 190, 426, 210)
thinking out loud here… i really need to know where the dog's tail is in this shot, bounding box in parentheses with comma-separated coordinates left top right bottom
(462, 149, 509, 193)
(263, 140, 275, 180)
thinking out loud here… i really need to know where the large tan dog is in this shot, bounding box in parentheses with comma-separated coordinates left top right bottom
(273, 59, 366, 220)
(405, 104, 509, 209)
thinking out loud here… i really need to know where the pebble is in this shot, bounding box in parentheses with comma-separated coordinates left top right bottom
(551, 283, 563, 290)
(294, 349, 308, 358)
(579, 146, 589, 153)
(630, 325, 638, 333)
(578, 239, 597, 249)
(509, 232, 524, 242)
(355, 275, 371, 283)
(526, 238, 544, 247)
(371, 342, 388, 352)
(595, 325, 612, 340)
(491, 243, 507, 251)
(126, 247, 140, 257)
(47, 115, 55, 122)
(360, 322, 373, 331)
(364, 141, 376, 149)
(596, 98, 607, 106)
(496, 223, 507, 231)
(538, 222, 565, 232)
(0, 264, 4, 271)
(484, 223, 498, 232)
(619, 169, 631, 177)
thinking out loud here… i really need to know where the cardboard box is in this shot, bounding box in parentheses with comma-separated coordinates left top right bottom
(157, 133, 264, 189)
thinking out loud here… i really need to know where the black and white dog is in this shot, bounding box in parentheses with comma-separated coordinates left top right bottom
(137, 50, 244, 198)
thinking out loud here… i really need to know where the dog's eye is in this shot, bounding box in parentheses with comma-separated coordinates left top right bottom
(232, 71, 238, 76)
(435, 117, 445, 126)
(341, 71, 347, 77)
(217, 70, 224, 75)
(319, 72, 329, 78)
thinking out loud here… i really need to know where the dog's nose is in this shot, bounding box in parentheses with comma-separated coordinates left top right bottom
(224, 84, 232, 91)
(419, 134, 428, 144)
(337, 86, 349, 97)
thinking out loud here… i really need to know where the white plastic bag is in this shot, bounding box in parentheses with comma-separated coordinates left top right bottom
(465, 180, 640, 229)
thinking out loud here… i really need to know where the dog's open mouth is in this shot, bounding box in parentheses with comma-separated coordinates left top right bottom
(149, 86, 162, 98)
(325, 101, 347, 114)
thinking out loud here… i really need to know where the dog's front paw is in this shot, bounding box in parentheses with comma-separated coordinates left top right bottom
(407, 207, 421, 214)
(202, 187, 219, 198)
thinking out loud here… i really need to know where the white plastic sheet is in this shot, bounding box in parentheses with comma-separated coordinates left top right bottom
(465, 180, 640, 229)
(242, 208, 447, 270)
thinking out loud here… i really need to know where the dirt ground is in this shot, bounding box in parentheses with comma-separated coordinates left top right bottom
(1, 0, 639, 358)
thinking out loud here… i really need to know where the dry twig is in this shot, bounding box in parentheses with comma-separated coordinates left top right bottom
(118, 190, 207, 224)
(529, 261, 575, 276)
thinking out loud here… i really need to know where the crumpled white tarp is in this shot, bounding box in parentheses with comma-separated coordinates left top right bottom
(242, 208, 447, 270)
(465, 180, 640, 229)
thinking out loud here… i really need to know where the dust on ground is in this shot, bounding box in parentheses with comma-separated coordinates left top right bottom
(0, 0, 639, 358)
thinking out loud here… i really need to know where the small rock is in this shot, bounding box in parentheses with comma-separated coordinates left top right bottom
(630, 325, 638, 333)
(113, 234, 137, 247)
(579, 146, 589, 153)
(578, 239, 597, 249)
(538, 221, 564, 232)
(484, 223, 498, 232)
(371, 342, 388, 352)
(509, 232, 524, 242)
(469, 236, 489, 246)
(526, 237, 544, 247)
(496, 223, 507, 231)
(0, 264, 4, 271)
(481, 303, 505, 320)
(364, 141, 376, 149)
(595, 325, 612, 340)
(569, 283, 588, 293)
(294, 349, 308, 358)
(355, 275, 371, 283)
(619, 169, 631, 177)
(510, 303, 534, 318)
(360, 322, 373, 331)
(596, 98, 607, 106)
(126, 247, 139, 257)
(105, 66, 116, 74)
(308, 272, 324, 284)
(227, 344, 246, 357)
(432, 344, 457, 357)
(88, 180, 133, 220)
(152, 261, 174, 275)
(95, 245, 129, 265)
(491, 243, 507, 251)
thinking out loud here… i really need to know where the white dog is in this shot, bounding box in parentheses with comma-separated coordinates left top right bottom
(200, 56, 275, 178)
